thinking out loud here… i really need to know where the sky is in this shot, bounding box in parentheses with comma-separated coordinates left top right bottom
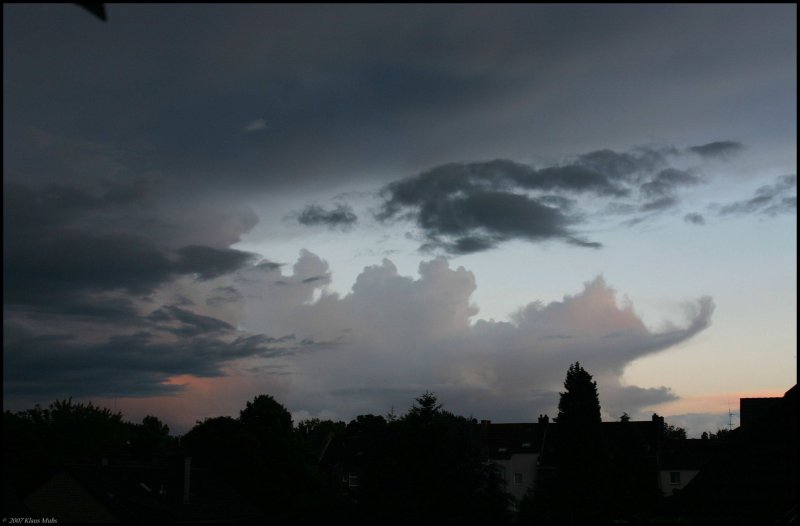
(3, 4, 796, 438)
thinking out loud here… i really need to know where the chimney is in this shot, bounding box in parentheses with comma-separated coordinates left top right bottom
(480, 419, 491, 432)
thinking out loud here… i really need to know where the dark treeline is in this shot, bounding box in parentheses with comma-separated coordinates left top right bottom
(5, 363, 708, 522)
(4, 393, 514, 522)
(517, 362, 663, 522)
(4, 400, 172, 497)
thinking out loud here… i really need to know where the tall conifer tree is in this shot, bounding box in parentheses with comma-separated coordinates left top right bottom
(557, 362, 605, 521)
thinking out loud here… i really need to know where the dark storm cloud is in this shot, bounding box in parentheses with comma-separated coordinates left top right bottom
(4, 229, 256, 310)
(4, 3, 792, 414)
(3, 174, 266, 400)
(173, 245, 257, 280)
(7, 295, 143, 326)
(640, 196, 678, 212)
(520, 165, 628, 196)
(3, 309, 301, 398)
(6, 4, 790, 195)
(4, 231, 174, 300)
(375, 145, 724, 253)
(148, 305, 235, 336)
(3, 180, 258, 311)
(566, 237, 604, 249)
(3, 241, 263, 398)
(294, 204, 358, 229)
(422, 192, 575, 239)
(376, 161, 606, 253)
(2, 329, 175, 398)
(717, 175, 797, 216)
(444, 236, 498, 255)
(688, 141, 744, 159)
(5, 4, 513, 191)
(4, 181, 113, 234)
(301, 276, 328, 284)
(378, 157, 635, 213)
(206, 286, 243, 307)
(684, 213, 706, 225)
(575, 148, 674, 179)
(640, 169, 701, 198)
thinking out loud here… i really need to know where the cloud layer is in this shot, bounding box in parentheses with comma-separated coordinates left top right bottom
(3, 180, 259, 314)
(716, 174, 797, 217)
(371, 146, 711, 253)
(293, 204, 358, 230)
(291, 140, 795, 252)
(6, 5, 792, 195)
(5, 245, 714, 425)
(3, 4, 792, 436)
(688, 141, 744, 159)
(239, 252, 715, 422)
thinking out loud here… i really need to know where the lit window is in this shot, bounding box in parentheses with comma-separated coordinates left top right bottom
(514, 473, 524, 485)
(669, 472, 681, 485)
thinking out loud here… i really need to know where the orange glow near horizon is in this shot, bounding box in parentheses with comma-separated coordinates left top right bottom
(92, 371, 292, 434)
(645, 387, 790, 416)
(87, 379, 795, 436)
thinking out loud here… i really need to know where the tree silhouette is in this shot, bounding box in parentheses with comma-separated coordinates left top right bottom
(182, 416, 259, 476)
(558, 362, 605, 520)
(239, 394, 294, 438)
(706, 427, 732, 441)
(522, 362, 606, 522)
(3, 399, 130, 498)
(406, 390, 443, 421)
(297, 417, 346, 458)
(343, 392, 511, 522)
(664, 422, 687, 440)
(181, 394, 342, 520)
(15, 398, 127, 464)
(127, 415, 172, 459)
(557, 361, 602, 427)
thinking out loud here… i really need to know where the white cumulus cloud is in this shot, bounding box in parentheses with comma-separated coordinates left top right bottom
(235, 251, 715, 423)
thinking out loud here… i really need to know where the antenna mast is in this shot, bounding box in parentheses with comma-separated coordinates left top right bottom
(727, 403, 736, 431)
